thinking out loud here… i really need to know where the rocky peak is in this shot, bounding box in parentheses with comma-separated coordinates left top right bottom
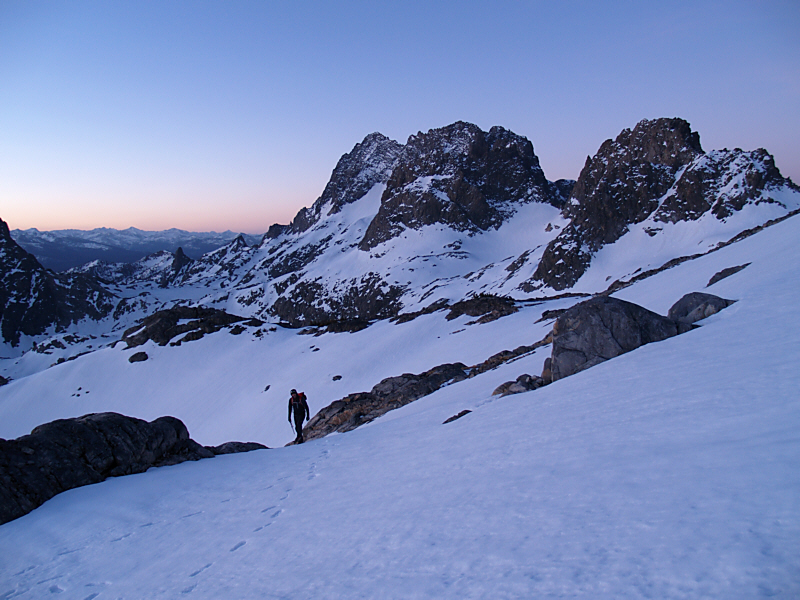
(531, 118, 736, 291)
(171, 247, 193, 273)
(286, 132, 403, 235)
(0, 218, 13, 244)
(359, 122, 566, 250)
(568, 118, 705, 223)
(610, 118, 703, 169)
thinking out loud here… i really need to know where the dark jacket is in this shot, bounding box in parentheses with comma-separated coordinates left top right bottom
(288, 392, 309, 421)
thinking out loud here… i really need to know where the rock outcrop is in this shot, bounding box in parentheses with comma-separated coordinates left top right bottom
(492, 373, 546, 397)
(445, 294, 518, 323)
(707, 264, 750, 287)
(301, 331, 555, 441)
(0, 412, 267, 525)
(550, 296, 693, 381)
(667, 292, 735, 324)
(302, 363, 470, 441)
(270, 273, 404, 327)
(122, 306, 263, 348)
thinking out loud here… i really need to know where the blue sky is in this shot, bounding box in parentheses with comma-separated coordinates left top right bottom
(1, 1, 798, 233)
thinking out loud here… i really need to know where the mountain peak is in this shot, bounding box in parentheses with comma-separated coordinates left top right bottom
(625, 117, 703, 167)
(531, 117, 795, 291)
(287, 132, 403, 235)
(359, 122, 564, 250)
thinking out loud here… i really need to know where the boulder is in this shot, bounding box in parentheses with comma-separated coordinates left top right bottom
(492, 374, 544, 397)
(0, 412, 266, 525)
(128, 351, 148, 363)
(210, 441, 268, 455)
(667, 292, 735, 324)
(551, 296, 693, 381)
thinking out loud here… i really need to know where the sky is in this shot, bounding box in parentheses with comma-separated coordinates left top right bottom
(1, 0, 798, 234)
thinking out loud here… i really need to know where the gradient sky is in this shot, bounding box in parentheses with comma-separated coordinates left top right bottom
(1, 1, 798, 234)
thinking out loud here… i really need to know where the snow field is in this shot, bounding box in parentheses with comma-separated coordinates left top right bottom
(0, 214, 799, 598)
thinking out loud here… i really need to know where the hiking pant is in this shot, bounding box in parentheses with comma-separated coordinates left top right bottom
(293, 410, 305, 442)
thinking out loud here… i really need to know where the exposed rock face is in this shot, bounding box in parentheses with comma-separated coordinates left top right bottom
(270, 273, 404, 327)
(171, 246, 193, 274)
(75, 249, 191, 288)
(532, 119, 703, 290)
(707, 264, 750, 287)
(531, 118, 797, 290)
(174, 235, 253, 287)
(654, 149, 790, 222)
(445, 294, 518, 323)
(302, 363, 469, 441)
(0, 412, 267, 525)
(667, 292, 735, 324)
(360, 122, 572, 250)
(289, 133, 404, 234)
(443, 410, 471, 424)
(551, 296, 693, 381)
(0, 218, 116, 346)
(122, 306, 262, 347)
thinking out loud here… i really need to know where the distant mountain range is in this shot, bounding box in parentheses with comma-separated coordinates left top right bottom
(10, 227, 263, 272)
(1, 117, 798, 351)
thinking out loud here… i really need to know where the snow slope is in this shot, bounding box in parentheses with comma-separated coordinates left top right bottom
(0, 209, 798, 598)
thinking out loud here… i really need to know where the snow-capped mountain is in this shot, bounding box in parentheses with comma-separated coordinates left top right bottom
(100, 118, 797, 325)
(532, 118, 800, 290)
(1, 181, 799, 599)
(10, 227, 262, 272)
(2, 118, 800, 597)
(1, 118, 798, 362)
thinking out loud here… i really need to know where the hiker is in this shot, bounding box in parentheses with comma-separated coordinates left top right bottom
(288, 389, 310, 443)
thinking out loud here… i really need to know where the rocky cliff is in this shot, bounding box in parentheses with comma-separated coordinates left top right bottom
(0, 218, 116, 346)
(360, 121, 571, 250)
(529, 118, 798, 290)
